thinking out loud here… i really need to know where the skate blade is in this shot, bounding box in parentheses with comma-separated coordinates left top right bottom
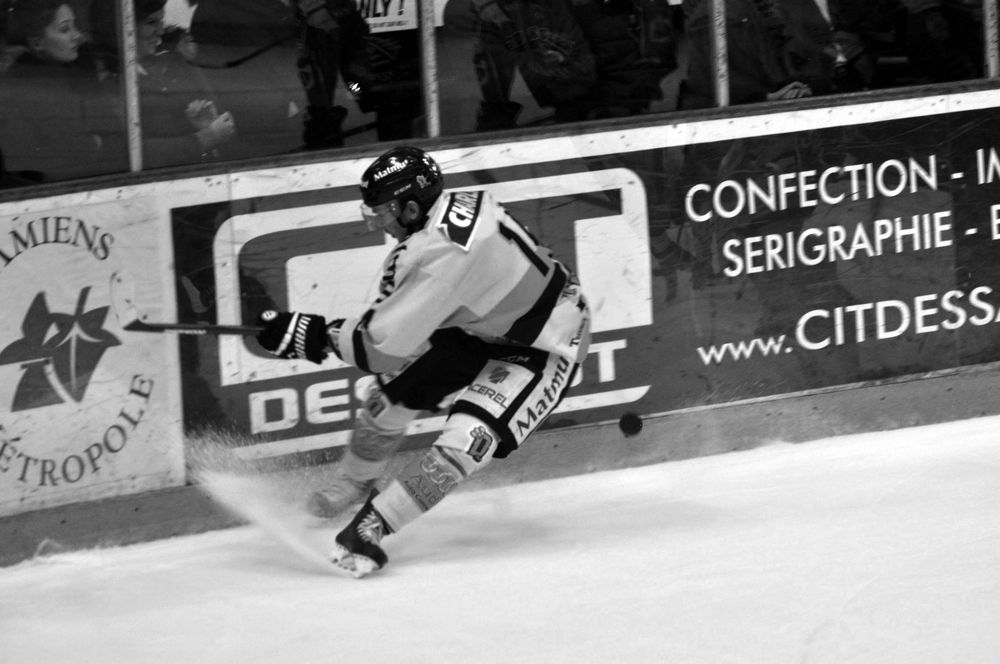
(331, 544, 379, 579)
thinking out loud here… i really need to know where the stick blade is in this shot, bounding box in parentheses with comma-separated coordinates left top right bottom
(112, 271, 261, 336)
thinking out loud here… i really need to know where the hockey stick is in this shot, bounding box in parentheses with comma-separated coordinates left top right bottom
(110, 271, 263, 336)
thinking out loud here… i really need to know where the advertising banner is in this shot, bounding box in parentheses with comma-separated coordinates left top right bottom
(360, 0, 418, 32)
(171, 162, 653, 462)
(172, 98, 1000, 464)
(0, 197, 184, 516)
(168, 98, 1000, 465)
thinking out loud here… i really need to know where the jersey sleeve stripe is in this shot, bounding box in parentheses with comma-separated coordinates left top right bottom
(352, 311, 374, 373)
(503, 262, 568, 346)
(498, 222, 549, 274)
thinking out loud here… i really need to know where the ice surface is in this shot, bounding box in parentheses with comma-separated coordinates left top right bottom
(2, 416, 999, 663)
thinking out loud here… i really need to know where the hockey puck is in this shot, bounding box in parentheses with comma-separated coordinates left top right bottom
(618, 412, 643, 437)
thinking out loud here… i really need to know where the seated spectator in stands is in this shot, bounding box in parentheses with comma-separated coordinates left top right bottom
(187, 0, 306, 158)
(339, 15, 424, 142)
(293, 0, 372, 148)
(899, 0, 982, 83)
(445, 0, 598, 130)
(162, 24, 199, 63)
(568, 0, 678, 118)
(89, 0, 237, 169)
(191, 0, 409, 151)
(826, 0, 902, 91)
(0, 0, 122, 181)
(679, 0, 836, 109)
(671, 0, 837, 318)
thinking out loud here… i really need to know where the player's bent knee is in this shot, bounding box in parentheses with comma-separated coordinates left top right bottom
(433, 412, 500, 474)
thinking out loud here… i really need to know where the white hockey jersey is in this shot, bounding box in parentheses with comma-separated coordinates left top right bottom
(333, 189, 591, 375)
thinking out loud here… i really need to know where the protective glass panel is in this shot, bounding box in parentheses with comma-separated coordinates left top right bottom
(164, 0, 309, 159)
(437, 0, 683, 134)
(680, 0, 988, 110)
(168, 0, 426, 156)
(830, 0, 987, 90)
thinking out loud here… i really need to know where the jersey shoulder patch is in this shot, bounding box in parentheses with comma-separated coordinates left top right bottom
(437, 190, 485, 251)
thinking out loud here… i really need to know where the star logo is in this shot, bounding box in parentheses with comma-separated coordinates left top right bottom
(0, 287, 120, 411)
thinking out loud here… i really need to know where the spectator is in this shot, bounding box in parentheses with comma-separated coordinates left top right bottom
(666, 0, 838, 311)
(0, 0, 121, 181)
(342, 21, 424, 141)
(827, 0, 902, 90)
(445, 0, 597, 129)
(162, 24, 200, 63)
(294, 0, 372, 149)
(89, 0, 237, 169)
(568, 0, 678, 118)
(680, 0, 836, 109)
(899, 0, 982, 83)
(188, 0, 305, 158)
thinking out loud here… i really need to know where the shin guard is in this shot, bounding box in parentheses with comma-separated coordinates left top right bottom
(373, 443, 492, 533)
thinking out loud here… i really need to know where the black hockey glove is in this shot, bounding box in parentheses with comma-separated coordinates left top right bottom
(256, 310, 329, 364)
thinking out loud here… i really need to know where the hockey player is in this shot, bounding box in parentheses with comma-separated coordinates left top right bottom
(255, 146, 591, 577)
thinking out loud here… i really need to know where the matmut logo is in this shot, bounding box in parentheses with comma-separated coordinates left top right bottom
(373, 161, 405, 181)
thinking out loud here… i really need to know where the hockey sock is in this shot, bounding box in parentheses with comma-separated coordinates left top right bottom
(338, 448, 390, 484)
(372, 445, 479, 533)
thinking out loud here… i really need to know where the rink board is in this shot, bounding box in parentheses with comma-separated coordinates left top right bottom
(4, 360, 1000, 567)
(2, 85, 1000, 552)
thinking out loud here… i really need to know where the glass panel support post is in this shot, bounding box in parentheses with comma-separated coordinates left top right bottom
(118, 0, 143, 172)
(709, 0, 729, 108)
(419, 0, 441, 137)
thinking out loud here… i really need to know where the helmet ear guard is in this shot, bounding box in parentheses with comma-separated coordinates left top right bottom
(360, 147, 444, 233)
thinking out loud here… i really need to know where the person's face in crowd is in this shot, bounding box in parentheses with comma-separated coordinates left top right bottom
(175, 31, 197, 61)
(32, 4, 83, 63)
(136, 9, 166, 57)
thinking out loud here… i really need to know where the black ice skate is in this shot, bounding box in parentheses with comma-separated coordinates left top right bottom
(331, 490, 390, 578)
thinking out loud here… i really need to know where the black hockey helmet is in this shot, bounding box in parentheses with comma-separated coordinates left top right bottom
(360, 146, 444, 216)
